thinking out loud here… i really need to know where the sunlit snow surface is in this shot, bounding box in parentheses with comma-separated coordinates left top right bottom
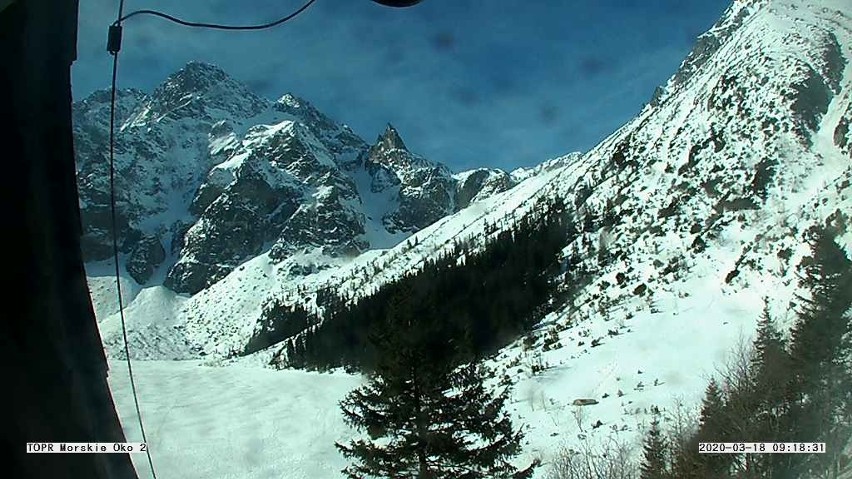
(108, 279, 759, 478)
(100, 0, 852, 477)
(109, 361, 363, 479)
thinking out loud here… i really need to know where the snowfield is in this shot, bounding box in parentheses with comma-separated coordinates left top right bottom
(107, 272, 764, 478)
(109, 360, 362, 479)
(98, 0, 852, 477)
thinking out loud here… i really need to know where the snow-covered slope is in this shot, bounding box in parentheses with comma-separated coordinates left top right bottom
(496, 0, 852, 468)
(75, 63, 519, 294)
(101, 0, 851, 475)
(94, 0, 851, 360)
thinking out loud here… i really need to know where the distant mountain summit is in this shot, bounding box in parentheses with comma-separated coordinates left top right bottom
(86, 2, 852, 472)
(361, 123, 460, 233)
(240, 0, 852, 365)
(72, 63, 518, 293)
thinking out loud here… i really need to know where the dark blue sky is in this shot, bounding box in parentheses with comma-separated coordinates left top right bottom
(73, 0, 730, 171)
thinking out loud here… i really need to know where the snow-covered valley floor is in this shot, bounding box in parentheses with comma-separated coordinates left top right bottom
(98, 0, 852, 476)
(107, 271, 760, 479)
(109, 360, 362, 479)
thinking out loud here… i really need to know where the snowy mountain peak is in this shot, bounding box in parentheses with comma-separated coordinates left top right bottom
(650, 0, 762, 107)
(274, 92, 367, 169)
(363, 123, 430, 174)
(377, 123, 408, 152)
(168, 61, 230, 88)
(362, 124, 438, 197)
(152, 61, 234, 104)
(274, 92, 337, 118)
(74, 62, 517, 293)
(277, 92, 303, 108)
(135, 61, 269, 125)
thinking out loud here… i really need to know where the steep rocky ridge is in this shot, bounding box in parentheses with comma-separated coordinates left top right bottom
(74, 63, 517, 293)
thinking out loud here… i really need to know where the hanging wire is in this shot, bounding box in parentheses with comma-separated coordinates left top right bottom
(116, 0, 317, 30)
(108, 0, 159, 474)
(105, 1, 320, 477)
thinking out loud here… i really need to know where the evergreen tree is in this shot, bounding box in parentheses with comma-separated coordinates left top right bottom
(336, 291, 537, 478)
(747, 302, 795, 478)
(790, 229, 852, 390)
(787, 228, 852, 478)
(698, 379, 726, 438)
(668, 437, 700, 479)
(670, 380, 731, 479)
(750, 302, 790, 404)
(666, 229, 852, 479)
(582, 211, 596, 233)
(640, 410, 670, 479)
(697, 379, 733, 478)
(285, 338, 296, 363)
(285, 335, 307, 369)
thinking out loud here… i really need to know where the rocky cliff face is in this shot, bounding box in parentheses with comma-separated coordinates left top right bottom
(74, 64, 517, 294)
(240, 0, 852, 364)
(73, 62, 270, 269)
(88, 1, 852, 469)
(362, 124, 462, 233)
(455, 168, 516, 209)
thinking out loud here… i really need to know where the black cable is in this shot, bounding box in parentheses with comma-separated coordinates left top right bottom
(105, 1, 321, 477)
(109, 4, 158, 478)
(116, 0, 318, 30)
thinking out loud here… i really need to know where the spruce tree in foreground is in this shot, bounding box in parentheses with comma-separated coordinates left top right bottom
(336, 292, 537, 478)
(750, 302, 790, 414)
(640, 410, 670, 479)
(747, 302, 794, 478)
(787, 228, 852, 478)
(670, 379, 731, 479)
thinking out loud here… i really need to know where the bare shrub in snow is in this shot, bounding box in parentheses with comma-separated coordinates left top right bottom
(547, 435, 638, 479)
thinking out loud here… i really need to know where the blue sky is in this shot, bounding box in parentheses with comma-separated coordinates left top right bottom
(73, 0, 729, 171)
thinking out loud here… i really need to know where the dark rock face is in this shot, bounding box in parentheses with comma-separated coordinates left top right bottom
(168, 153, 302, 291)
(163, 260, 233, 295)
(73, 62, 270, 268)
(455, 169, 515, 209)
(273, 93, 367, 168)
(270, 162, 367, 260)
(651, 2, 751, 107)
(787, 34, 845, 137)
(790, 67, 832, 133)
(77, 202, 137, 261)
(167, 121, 364, 293)
(126, 235, 166, 284)
(74, 88, 148, 262)
(390, 167, 457, 232)
(73, 63, 516, 294)
(364, 124, 410, 192)
(363, 124, 460, 233)
(835, 112, 851, 157)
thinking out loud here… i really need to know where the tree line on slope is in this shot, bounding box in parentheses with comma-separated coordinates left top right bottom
(318, 195, 576, 477)
(546, 227, 852, 479)
(637, 227, 852, 479)
(271, 195, 574, 372)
